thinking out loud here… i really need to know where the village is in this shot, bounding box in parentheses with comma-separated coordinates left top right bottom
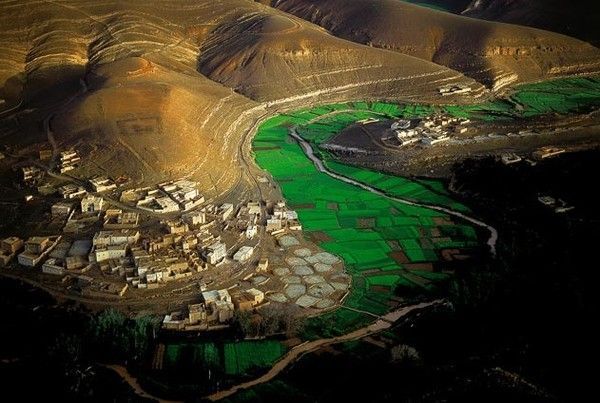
(0, 146, 349, 332)
(381, 114, 471, 148)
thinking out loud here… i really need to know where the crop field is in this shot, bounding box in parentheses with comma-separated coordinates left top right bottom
(223, 341, 287, 375)
(300, 307, 375, 340)
(163, 340, 286, 376)
(253, 79, 600, 337)
(446, 76, 600, 120)
(507, 77, 600, 116)
(253, 102, 482, 338)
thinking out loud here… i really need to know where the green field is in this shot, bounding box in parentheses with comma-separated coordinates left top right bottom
(164, 340, 286, 376)
(253, 102, 481, 339)
(446, 77, 600, 120)
(253, 76, 600, 338)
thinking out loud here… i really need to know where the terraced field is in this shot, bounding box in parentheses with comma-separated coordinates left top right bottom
(253, 103, 482, 339)
(252, 77, 600, 338)
(446, 76, 600, 120)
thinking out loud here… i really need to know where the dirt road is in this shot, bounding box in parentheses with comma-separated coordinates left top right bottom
(206, 299, 444, 401)
(103, 364, 182, 403)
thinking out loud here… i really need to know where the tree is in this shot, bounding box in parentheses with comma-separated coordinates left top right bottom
(87, 309, 159, 363)
(233, 310, 254, 337)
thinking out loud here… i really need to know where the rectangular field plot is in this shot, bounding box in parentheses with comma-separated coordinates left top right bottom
(223, 341, 286, 375)
(301, 309, 373, 339)
(163, 342, 222, 371)
(163, 341, 285, 376)
(365, 274, 402, 288)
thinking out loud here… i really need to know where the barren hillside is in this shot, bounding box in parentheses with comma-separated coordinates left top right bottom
(462, 0, 600, 46)
(198, 10, 484, 104)
(268, 0, 600, 90)
(0, 0, 489, 193)
(53, 57, 256, 191)
(1, 0, 598, 195)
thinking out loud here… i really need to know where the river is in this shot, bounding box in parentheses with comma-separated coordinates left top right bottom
(288, 127, 499, 255)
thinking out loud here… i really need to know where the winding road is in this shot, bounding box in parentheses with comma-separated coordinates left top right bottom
(100, 300, 445, 402)
(206, 299, 445, 401)
(103, 364, 182, 403)
(289, 128, 499, 255)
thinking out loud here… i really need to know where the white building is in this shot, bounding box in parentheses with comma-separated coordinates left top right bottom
(103, 210, 139, 229)
(266, 218, 282, 233)
(247, 202, 261, 216)
(233, 246, 254, 262)
(202, 289, 232, 304)
(17, 236, 61, 267)
(391, 120, 411, 130)
(17, 253, 41, 267)
(166, 220, 189, 234)
(204, 241, 226, 265)
(246, 288, 265, 305)
(219, 203, 234, 220)
(422, 135, 450, 146)
(202, 289, 234, 323)
(59, 184, 87, 199)
(439, 85, 471, 96)
(182, 211, 206, 226)
(155, 196, 180, 213)
(60, 150, 78, 162)
(285, 210, 299, 220)
(245, 225, 258, 239)
(160, 180, 205, 211)
(92, 230, 139, 247)
(81, 195, 104, 213)
(94, 244, 128, 263)
(51, 201, 73, 217)
(42, 258, 65, 275)
(89, 176, 117, 193)
(273, 207, 285, 220)
(213, 300, 235, 323)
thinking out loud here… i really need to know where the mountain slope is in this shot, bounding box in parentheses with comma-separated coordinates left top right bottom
(198, 10, 486, 104)
(268, 0, 600, 90)
(0, 0, 488, 192)
(462, 0, 600, 46)
(53, 57, 256, 191)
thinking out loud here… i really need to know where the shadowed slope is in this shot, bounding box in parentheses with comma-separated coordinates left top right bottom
(462, 0, 600, 46)
(269, 0, 600, 90)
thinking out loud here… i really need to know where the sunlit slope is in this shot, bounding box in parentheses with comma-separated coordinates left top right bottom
(53, 57, 256, 190)
(0, 0, 266, 192)
(1, 0, 597, 194)
(1, 0, 484, 111)
(269, 0, 600, 90)
(1, 0, 484, 189)
(198, 11, 486, 104)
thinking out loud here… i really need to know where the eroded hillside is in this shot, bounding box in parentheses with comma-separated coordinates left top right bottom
(268, 0, 600, 90)
(0, 0, 597, 194)
(462, 0, 600, 46)
(197, 9, 484, 104)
